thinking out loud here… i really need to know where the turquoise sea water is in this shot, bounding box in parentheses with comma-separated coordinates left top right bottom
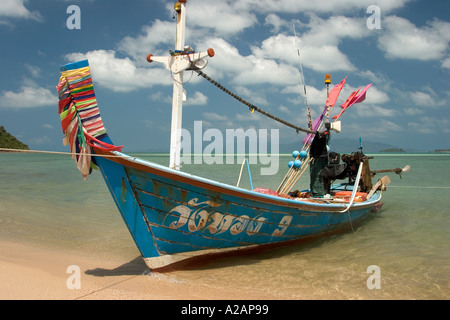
(0, 152, 449, 299)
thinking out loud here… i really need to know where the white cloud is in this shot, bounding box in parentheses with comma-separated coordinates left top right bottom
(250, 34, 310, 70)
(197, 37, 251, 76)
(113, 2, 425, 98)
(251, 14, 370, 73)
(301, 15, 369, 47)
(119, 19, 174, 63)
(345, 118, 402, 139)
(28, 136, 51, 145)
(65, 50, 172, 92)
(59, 0, 440, 136)
(0, 86, 57, 109)
(408, 117, 449, 134)
(149, 91, 171, 104)
(410, 91, 443, 108)
(404, 107, 424, 116)
(234, 56, 300, 86)
(24, 64, 41, 78)
(181, 1, 257, 35)
(185, 91, 208, 106)
(278, 105, 290, 114)
(397, 87, 446, 109)
(442, 57, 450, 69)
(282, 84, 328, 106)
(0, 0, 42, 21)
(233, 0, 411, 14)
(379, 119, 403, 131)
(194, 36, 300, 86)
(264, 13, 288, 33)
(143, 120, 154, 128)
(351, 104, 396, 118)
(117, 7, 369, 89)
(357, 70, 388, 84)
(202, 112, 229, 122)
(378, 16, 450, 61)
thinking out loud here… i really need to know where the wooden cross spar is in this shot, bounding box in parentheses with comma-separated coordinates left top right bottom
(371, 165, 410, 178)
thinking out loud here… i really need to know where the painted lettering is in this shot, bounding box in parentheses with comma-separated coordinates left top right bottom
(167, 198, 275, 237)
(271, 215, 293, 237)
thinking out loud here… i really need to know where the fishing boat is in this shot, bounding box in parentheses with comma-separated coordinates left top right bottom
(56, 0, 408, 272)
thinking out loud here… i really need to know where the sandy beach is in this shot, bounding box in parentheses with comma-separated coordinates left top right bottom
(0, 239, 291, 300)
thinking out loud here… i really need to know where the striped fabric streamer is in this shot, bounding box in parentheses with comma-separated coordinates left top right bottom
(56, 60, 122, 180)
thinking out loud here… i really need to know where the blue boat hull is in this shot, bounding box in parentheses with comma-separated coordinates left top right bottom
(93, 148, 382, 271)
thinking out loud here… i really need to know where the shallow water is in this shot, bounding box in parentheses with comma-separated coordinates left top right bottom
(0, 152, 449, 299)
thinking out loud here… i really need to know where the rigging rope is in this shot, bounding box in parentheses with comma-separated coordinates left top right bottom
(293, 24, 312, 130)
(0, 147, 128, 159)
(195, 70, 317, 135)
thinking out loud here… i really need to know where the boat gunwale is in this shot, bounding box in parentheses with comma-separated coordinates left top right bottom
(93, 148, 381, 212)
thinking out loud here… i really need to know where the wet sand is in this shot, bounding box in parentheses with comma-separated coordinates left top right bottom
(0, 239, 292, 300)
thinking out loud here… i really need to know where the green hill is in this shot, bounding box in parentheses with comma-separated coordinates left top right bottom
(0, 126, 29, 150)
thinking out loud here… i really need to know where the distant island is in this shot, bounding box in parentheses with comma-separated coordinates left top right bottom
(0, 126, 29, 151)
(435, 149, 450, 153)
(281, 138, 409, 154)
(380, 148, 405, 153)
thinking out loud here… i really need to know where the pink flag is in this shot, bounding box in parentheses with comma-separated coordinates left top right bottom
(326, 76, 347, 108)
(352, 83, 372, 105)
(340, 87, 361, 109)
(332, 87, 360, 120)
(332, 83, 372, 120)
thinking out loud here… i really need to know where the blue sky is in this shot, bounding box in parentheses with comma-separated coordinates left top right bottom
(0, 0, 449, 152)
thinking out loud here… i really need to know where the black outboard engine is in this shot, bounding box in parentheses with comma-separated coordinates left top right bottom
(320, 152, 347, 194)
(341, 152, 366, 180)
(320, 151, 367, 194)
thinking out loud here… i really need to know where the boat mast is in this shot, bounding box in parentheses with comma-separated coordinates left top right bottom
(169, 0, 187, 170)
(325, 74, 331, 123)
(147, 0, 214, 170)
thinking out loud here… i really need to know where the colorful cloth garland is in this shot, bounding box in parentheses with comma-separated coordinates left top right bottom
(56, 60, 122, 180)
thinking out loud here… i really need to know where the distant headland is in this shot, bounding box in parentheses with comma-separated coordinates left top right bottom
(0, 126, 29, 151)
